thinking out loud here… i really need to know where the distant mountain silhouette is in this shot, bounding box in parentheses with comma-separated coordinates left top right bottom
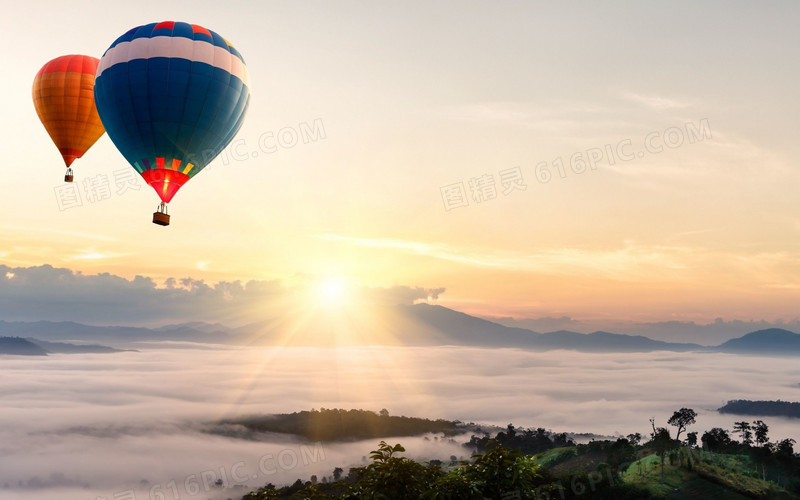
(533, 330, 703, 352)
(0, 335, 133, 356)
(0, 337, 48, 356)
(716, 328, 800, 353)
(399, 304, 706, 352)
(27, 338, 135, 354)
(396, 304, 539, 347)
(3, 305, 798, 354)
(153, 321, 233, 334)
(0, 320, 229, 347)
(718, 399, 800, 418)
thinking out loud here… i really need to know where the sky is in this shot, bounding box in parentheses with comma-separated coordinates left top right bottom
(2, 1, 800, 328)
(2, 346, 800, 499)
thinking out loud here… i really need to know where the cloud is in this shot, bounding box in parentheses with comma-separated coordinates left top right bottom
(68, 249, 128, 261)
(431, 99, 637, 137)
(314, 234, 800, 287)
(0, 264, 441, 326)
(313, 233, 516, 269)
(1, 346, 798, 499)
(622, 92, 690, 110)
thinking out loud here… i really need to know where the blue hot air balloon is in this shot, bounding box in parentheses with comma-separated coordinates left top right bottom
(94, 21, 251, 225)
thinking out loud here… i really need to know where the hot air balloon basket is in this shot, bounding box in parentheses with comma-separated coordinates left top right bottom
(152, 212, 170, 226)
(64, 174, 74, 183)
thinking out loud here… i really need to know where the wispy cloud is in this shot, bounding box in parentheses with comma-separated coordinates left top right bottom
(70, 249, 127, 261)
(663, 229, 716, 242)
(313, 233, 523, 269)
(314, 233, 800, 289)
(622, 92, 690, 110)
(0, 225, 118, 243)
(430, 99, 636, 135)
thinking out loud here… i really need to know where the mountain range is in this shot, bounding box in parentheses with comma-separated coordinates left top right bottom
(0, 336, 134, 356)
(1, 304, 799, 355)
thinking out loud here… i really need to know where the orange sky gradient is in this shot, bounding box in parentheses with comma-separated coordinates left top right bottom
(2, 2, 800, 326)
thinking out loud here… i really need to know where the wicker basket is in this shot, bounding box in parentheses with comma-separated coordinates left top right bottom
(152, 212, 170, 226)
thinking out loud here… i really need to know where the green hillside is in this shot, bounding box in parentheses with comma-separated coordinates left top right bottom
(237, 409, 800, 500)
(621, 450, 797, 499)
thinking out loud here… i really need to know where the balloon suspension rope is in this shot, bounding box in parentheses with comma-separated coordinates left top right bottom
(152, 202, 171, 226)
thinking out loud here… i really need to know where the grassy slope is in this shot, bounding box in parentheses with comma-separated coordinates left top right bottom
(531, 447, 578, 469)
(530, 445, 790, 498)
(621, 450, 798, 499)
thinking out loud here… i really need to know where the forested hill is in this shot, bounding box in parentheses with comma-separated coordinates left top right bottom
(0, 336, 133, 355)
(211, 409, 463, 441)
(719, 400, 800, 419)
(0, 337, 47, 356)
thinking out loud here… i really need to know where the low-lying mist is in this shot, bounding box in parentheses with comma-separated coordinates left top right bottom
(2, 345, 799, 499)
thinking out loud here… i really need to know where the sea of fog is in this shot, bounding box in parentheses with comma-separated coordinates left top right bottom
(2, 345, 800, 500)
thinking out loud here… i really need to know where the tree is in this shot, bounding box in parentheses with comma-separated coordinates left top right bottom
(650, 428, 677, 483)
(379, 408, 389, 417)
(650, 419, 678, 483)
(351, 441, 433, 499)
(667, 408, 697, 441)
(607, 438, 636, 478)
(776, 438, 795, 456)
(752, 420, 769, 447)
(686, 431, 698, 448)
(506, 423, 516, 439)
(775, 438, 797, 487)
(332, 467, 343, 481)
(552, 432, 572, 447)
(626, 432, 643, 477)
(701, 428, 732, 452)
(733, 421, 753, 446)
(244, 486, 278, 500)
(464, 444, 554, 498)
(751, 444, 773, 481)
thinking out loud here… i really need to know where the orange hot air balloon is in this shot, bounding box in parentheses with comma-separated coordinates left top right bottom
(32, 55, 106, 182)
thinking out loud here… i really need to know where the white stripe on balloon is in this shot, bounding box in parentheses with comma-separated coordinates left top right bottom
(96, 35, 249, 86)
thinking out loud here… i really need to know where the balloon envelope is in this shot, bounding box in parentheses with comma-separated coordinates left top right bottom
(94, 21, 251, 203)
(32, 55, 106, 168)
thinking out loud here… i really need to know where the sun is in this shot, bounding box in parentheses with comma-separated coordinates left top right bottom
(314, 277, 351, 308)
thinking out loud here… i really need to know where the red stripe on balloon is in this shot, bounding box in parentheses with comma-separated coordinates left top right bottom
(191, 24, 212, 37)
(36, 55, 99, 77)
(141, 169, 190, 203)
